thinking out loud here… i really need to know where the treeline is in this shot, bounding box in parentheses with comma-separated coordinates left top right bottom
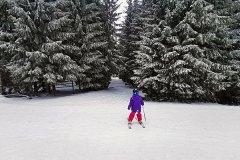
(1, 0, 240, 105)
(0, 0, 121, 95)
(119, 0, 240, 104)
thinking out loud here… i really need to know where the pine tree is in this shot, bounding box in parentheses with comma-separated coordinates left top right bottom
(53, 0, 86, 91)
(102, 0, 122, 76)
(219, 0, 240, 104)
(45, 0, 80, 86)
(133, 0, 183, 101)
(72, 0, 111, 90)
(119, 0, 142, 86)
(0, 0, 17, 94)
(9, 0, 80, 95)
(5, 0, 120, 95)
(119, 0, 133, 85)
(230, 0, 240, 50)
(168, 0, 233, 101)
(200, 0, 240, 104)
(133, 0, 237, 103)
(132, 0, 163, 99)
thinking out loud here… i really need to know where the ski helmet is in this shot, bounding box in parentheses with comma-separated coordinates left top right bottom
(133, 89, 139, 94)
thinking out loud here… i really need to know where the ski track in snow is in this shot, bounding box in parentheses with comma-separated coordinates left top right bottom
(0, 78, 240, 160)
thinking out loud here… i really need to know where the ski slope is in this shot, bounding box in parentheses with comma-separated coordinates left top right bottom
(0, 78, 240, 160)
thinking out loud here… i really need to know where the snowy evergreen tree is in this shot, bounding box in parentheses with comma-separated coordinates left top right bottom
(0, 0, 16, 65)
(119, 0, 142, 86)
(229, 0, 240, 50)
(61, 0, 112, 91)
(131, 0, 238, 103)
(166, 0, 234, 101)
(132, 0, 164, 99)
(133, 0, 187, 101)
(78, 0, 112, 90)
(8, 0, 80, 95)
(201, 0, 240, 104)
(1, 0, 239, 103)
(0, 0, 17, 93)
(221, 0, 240, 104)
(0, 0, 121, 95)
(45, 0, 109, 91)
(102, 0, 122, 76)
(119, 0, 133, 84)
(52, 0, 87, 91)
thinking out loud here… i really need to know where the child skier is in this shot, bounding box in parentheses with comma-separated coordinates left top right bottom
(128, 89, 145, 128)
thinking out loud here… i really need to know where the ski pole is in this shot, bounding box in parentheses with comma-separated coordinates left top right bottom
(143, 106, 146, 122)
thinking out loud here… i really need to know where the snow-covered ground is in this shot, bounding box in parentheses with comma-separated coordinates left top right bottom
(0, 78, 240, 160)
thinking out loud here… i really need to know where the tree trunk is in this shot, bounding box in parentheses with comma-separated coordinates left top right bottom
(53, 85, 56, 96)
(47, 84, 51, 94)
(72, 81, 75, 94)
(78, 80, 81, 90)
(34, 82, 38, 95)
(0, 72, 3, 94)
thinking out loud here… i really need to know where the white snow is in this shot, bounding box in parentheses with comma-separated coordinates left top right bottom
(0, 78, 240, 160)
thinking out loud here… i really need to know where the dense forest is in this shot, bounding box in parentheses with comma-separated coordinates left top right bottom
(1, 0, 240, 104)
(119, 0, 240, 104)
(0, 0, 121, 95)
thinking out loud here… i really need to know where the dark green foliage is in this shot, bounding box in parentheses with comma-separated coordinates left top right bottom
(119, 0, 142, 87)
(0, 0, 16, 94)
(120, 0, 240, 104)
(0, 0, 119, 95)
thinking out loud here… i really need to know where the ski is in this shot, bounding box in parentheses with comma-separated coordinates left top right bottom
(139, 121, 145, 128)
(127, 118, 132, 129)
(134, 117, 145, 128)
(128, 123, 132, 129)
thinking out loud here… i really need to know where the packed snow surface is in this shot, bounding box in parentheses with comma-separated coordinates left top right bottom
(0, 78, 240, 160)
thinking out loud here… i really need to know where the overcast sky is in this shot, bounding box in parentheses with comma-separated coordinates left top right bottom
(117, 0, 128, 24)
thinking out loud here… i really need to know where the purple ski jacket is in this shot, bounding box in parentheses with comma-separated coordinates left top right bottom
(128, 94, 144, 112)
